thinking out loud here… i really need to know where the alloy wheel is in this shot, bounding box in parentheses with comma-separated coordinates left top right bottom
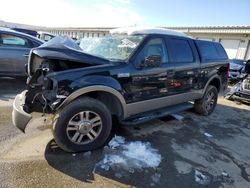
(205, 90, 215, 112)
(66, 111, 102, 145)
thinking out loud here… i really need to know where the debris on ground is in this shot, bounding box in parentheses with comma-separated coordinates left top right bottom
(72, 153, 76, 157)
(204, 132, 213, 138)
(194, 169, 211, 185)
(171, 114, 184, 121)
(222, 171, 229, 177)
(220, 171, 234, 184)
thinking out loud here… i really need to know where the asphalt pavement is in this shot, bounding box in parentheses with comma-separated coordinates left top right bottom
(0, 77, 250, 188)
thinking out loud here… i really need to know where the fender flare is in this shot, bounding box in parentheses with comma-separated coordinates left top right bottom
(202, 74, 222, 95)
(56, 85, 128, 118)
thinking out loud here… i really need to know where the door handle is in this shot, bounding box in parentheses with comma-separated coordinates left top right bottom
(23, 54, 29, 57)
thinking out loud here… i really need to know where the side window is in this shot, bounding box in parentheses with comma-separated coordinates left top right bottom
(167, 38, 194, 63)
(195, 40, 228, 61)
(214, 43, 228, 60)
(0, 34, 30, 48)
(136, 38, 168, 64)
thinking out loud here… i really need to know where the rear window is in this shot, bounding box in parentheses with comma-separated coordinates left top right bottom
(166, 39, 194, 63)
(195, 40, 228, 62)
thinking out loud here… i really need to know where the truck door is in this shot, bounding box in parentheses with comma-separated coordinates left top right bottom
(122, 37, 175, 103)
(164, 37, 200, 95)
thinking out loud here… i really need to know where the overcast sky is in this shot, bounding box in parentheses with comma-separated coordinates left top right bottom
(1, 0, 250, 27)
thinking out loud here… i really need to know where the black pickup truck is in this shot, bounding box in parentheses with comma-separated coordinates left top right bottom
(12, 28, 229, 152)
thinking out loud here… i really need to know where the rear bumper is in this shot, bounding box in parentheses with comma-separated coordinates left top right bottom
(12, 91, 32, 132)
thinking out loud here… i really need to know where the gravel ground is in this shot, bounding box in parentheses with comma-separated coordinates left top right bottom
(0, 77, 250, 188)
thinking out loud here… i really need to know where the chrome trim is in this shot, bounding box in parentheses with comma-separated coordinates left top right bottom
(126, 91, 202, 116)
(58, 85, 204, 119)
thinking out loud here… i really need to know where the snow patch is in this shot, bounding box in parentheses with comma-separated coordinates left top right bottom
(97, 136, 162, 173)
(122, 141, 161, 168)
(108, 135, 125, 149)
(195, 169, 211, 185)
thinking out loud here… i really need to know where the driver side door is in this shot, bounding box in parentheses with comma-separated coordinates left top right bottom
(124, 37, 172, 103)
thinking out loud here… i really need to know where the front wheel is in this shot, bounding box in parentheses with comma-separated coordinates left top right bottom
(194, 85, 218, 116)
(53, 97, 112, 152)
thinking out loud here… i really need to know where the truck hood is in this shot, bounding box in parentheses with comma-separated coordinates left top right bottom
(32, 36, 110, 65)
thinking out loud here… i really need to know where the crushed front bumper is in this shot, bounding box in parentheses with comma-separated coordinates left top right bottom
(12, 90, 32, 132)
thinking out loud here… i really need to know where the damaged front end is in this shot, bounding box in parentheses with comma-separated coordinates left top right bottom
(226, 60, 250, 103)
(12, 36, 109, 132)
(225, 76, 250, 103)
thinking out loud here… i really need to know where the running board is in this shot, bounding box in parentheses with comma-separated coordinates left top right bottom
(121, 102, 193, 126)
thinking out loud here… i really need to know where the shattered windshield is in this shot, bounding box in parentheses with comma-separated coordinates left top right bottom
(79, 35, 145, 61)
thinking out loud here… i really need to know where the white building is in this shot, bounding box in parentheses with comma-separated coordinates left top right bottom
(168, 26, 250, 60)
(45, 26, 250, 60)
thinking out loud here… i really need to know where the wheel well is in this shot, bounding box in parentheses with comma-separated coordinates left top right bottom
(80, 91, 124, 120)
(209, 78, 220, 92)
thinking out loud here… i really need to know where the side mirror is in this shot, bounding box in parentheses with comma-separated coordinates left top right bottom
(142, 55, 161, 68)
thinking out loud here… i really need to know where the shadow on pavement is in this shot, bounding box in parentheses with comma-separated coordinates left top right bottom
(45, 139, 103, 183)
(44, 101, 250, 188)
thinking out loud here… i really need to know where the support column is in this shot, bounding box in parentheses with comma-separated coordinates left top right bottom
(236, 39, 249, 59)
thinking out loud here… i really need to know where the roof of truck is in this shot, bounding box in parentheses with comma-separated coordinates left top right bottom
(110, 27, 190, 38)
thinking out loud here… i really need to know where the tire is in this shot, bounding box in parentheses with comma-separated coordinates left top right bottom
(194, 85, 218, 116)
(53, 97, 112, 152)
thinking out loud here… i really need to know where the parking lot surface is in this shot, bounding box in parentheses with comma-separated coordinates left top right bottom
(0, 78, 250, 188)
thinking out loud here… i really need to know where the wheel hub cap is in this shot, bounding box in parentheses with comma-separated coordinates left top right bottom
(78, 121, 92, 134)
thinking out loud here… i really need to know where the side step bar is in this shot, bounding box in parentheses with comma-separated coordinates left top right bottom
(121, 102, 193, 126)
